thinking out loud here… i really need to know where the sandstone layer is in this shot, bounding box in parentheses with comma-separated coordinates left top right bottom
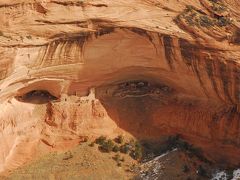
(0, 0, 240, 173)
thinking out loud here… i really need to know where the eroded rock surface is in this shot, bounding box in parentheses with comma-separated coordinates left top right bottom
(0, 0, 240, 173)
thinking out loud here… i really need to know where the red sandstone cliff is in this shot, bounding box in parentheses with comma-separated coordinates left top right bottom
(0, 0, 240, 173)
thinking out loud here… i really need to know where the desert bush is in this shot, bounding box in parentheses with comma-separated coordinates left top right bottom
(99, 139, 114, 152)
(130, 149, 142, 160)
(95, 136, 107, 145)
(112, 145, 120, 152)
(130, 141, 143, 160)
(199, 15, 214, 27)
(212, 3, 226, 13)
(120, 143, 131, 154)
(114, 135, 124, 144)
(217, 17, 231, 27)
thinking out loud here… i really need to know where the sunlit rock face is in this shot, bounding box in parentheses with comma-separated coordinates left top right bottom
(0, 0, 240, 173)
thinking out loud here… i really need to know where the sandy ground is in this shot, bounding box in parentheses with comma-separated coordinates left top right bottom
(4, 142, 137, 180)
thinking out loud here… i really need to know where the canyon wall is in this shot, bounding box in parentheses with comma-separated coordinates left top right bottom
(0, 0, 240, 173)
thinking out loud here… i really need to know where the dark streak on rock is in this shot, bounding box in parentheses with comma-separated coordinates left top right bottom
(163, 35, 174, 70)
(41, 139, 54, 147)
(179, 38, 194, 66)
(179, 38, 208, 96)
(35, 20, 88, 28)
(50, 32, 91, 40)
(130, 28, 153, 42)
(0, 2, 48, 15)
(51, 1, 84, 7)
(230, 28, 240, 45)
(33, 3, 48, 14)
(94, 27, 115, 38)
(205, 58, 222, 101)
(39, 27, 115, 67)
(233, 65, 240, 103)
(51, 1, 107, 8)
(48, 41, 59, 62)
(129, 27, 159, 54)
(0, 3, 21, 8)
(92, 4, 108, 7)
(226, 105, 238, 124)
(219, 61, 233, 103)
(212, 106, 238, 123)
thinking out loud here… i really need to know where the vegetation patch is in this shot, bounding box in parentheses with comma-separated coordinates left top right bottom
(114, 135, 124, 144)
(177, 5, 232, 28)
(92, 134, 208, 165)
(208, 0, 227, 14)
(164, 135, 209, 163)
(92, 135, 143, 162)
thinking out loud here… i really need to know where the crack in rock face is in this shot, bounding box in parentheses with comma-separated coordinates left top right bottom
(0, 0, 240, 174)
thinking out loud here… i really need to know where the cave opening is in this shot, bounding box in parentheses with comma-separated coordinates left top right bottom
(15, 90, 58, 104)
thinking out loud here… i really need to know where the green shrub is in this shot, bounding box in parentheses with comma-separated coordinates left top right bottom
(217, 17, 231, 27)
(186, 5, 195, 11)
(212, 3, 226, 13)
(199, 15, 214, 27)
(130, 141, 143, 160)
(120, 143, 131, 154)
(95, 136, 107, 145)
(112, 145, 120, 152)
(99, 139, 114, 152)
(114, 135, 124, 144)
(130, 149, 142, 160)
